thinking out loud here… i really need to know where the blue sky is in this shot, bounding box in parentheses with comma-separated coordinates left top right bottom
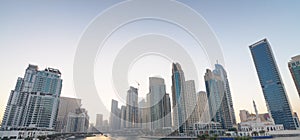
(1, 0, 300, 123)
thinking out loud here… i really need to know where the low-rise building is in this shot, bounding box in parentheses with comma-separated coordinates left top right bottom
(239, 121, 284, 133)
(0, 130, 55, 139)
(237, 101, 284, 136)
(194, 121, 225, 136)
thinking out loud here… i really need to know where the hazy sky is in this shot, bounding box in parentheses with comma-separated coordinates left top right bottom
(1, 0, 300, 124)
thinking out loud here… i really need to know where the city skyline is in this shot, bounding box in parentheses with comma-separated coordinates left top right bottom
(1, 0, 300, 125)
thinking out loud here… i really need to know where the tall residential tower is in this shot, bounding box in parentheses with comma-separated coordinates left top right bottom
(1, 64, 62, 131)
(110, 99, 120, 130)
(148, 77, 172, 131)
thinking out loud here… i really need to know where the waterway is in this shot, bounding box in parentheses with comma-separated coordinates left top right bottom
(75, 135, 300, 140)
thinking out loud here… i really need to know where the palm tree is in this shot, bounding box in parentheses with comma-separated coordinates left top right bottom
(225, 133, 231, 137)
(259, 130, 265, 136)
(251, 131, 258, 136)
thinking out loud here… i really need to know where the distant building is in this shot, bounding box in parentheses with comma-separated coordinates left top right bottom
(66, 108, 89, 133)
(120, 105, 126, 129)
(239, 101, 273, 124)
(148, 77, 172, 131)
(102, 120, 109, 131)
(214, 64, 236, 125)
(204, 69, 232, 129)
(110, 99, 120, 130)
(171, 63, 187, 133)
(138, 99, 147, 129)
(55, 97, 81, 132)
(239, 110, 250, 123)
(126, 87, 139, 128)
(288, 55, 300, 97)
(95, 114, 103, 130)
(196, 91, 210, 123)
(146, 93, 151, 130)
(163, 94, 172, 128)
(249, 39, 295, 130)
(238, 100, 284, 134)
(1, 64, 62, 131)
(194, 121, 224, 136)
(184, 80, 198, 132)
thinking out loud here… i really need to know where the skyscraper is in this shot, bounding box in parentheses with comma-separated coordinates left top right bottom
(148, 77, 172, 130)
(1, 64, 62, 131)
(102, 120, 109, 131)
(171, 63, 186, 133)
(120, 105, 126, 129)
(249, 38, 295, 130)
(65, 108, 89, 133)
(214, 64, 236, 125)
(205, 69, 232, 129)
(138, 99, 147, 129)
(184, 80, 198, 131)
(163, 94, 172, 128)
(95, 114, 103, 129)
(110, 99, 120, 130)
(148, 77, 165, 130)
(288, 55, 300, 97)
(55, 97, 81, 132)
(126, 86, 139, 128)
(196, 91, 210, 123)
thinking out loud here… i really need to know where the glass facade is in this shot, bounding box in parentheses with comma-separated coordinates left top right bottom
(171, 63, 186, 133)
(249, 39, 295, 130)
(204, 69, 232, 129)
(213, 64, 236, 127)
(288, 55, 300, 97)
(148, 77, 171, 130)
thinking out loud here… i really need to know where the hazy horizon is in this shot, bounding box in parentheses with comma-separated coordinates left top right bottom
(1, 0, 300, 124)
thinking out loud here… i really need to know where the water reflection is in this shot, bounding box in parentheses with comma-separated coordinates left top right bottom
(80, 135, 300, 140)
(80, 135, 149, 140)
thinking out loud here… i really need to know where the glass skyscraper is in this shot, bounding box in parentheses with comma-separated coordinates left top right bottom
(204, 69, 232, 129)
(148, 77, 171, 130)
(171, 63, 186, 133)
(288, 55, 300, 97)
(249, 39, 296, 130)
(125, 86, 138, 128)
(214, 64, 236, 125)
(110, 99, 120, 130)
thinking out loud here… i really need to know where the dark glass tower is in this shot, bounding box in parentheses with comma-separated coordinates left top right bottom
(288, 55, 300, 97)
(171, 63, 186, 133)
(249, 39, 295, 130)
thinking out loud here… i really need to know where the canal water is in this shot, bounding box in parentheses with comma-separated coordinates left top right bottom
(79, 135, 154, 140)
(76, 135, 300, 140)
